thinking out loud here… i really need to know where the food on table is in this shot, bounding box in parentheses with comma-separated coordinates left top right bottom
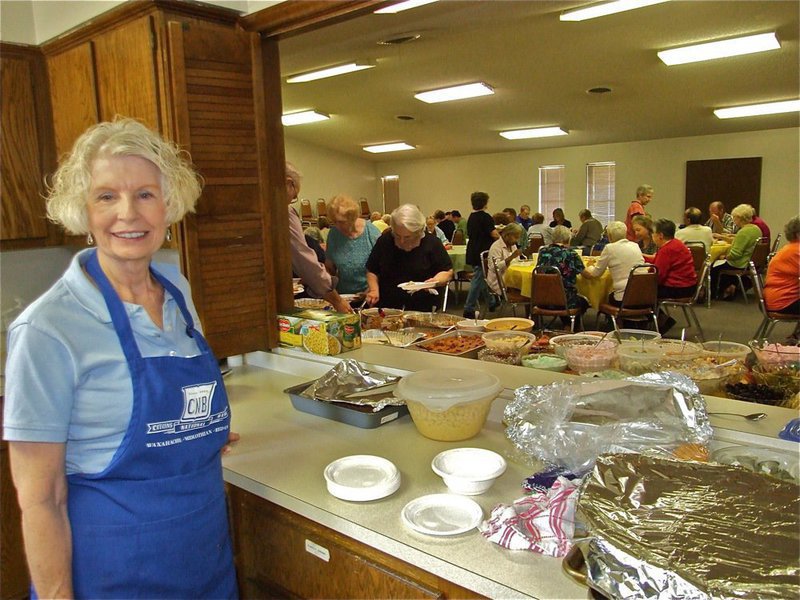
(477, 348, 521, 365)
(481, 331, 537, 353)
(521, 354, 568, 371)
(361, 308, 403, 331)
(672, 443, 709, 462)
(749, 341, 800, 368)
(617, 344, 665, 375)
(724, 382, 786, 405)
(484, 317, 535, 332)
(564, 340, 618, 374)
(294, 298, 332, 310)
(417, 334, 485, 355)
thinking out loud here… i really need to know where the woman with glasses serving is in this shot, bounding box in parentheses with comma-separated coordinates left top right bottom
(365, 204, 453, 311)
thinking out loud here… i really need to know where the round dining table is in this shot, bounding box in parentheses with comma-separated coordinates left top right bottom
(709, 241, 732, 263)
(503, 254, 614, 311)
(446, 244, 470, 274)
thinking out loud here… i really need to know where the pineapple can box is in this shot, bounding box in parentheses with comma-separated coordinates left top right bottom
(278, 309, 361, 356)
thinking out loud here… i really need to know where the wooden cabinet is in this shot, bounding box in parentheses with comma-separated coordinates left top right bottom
(228, 486, 484, 599)
(0, 44, 58, 249)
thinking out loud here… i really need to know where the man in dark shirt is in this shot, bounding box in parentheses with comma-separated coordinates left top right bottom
(463, 191, 499, 318)
(435, 209, 455, 241)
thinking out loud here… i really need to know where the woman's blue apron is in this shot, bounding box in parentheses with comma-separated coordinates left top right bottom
(59, 250, 237, 598)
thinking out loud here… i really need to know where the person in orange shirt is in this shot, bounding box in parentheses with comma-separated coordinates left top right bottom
(764, 216, 800, 316)
(625, 184, 653, 241)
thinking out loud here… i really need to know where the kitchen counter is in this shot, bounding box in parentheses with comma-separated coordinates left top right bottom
(221, 346, 798, 599)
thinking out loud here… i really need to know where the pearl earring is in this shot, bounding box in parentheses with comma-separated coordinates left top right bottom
(87, 232, 94, 245)
(166, 229, 172, 242)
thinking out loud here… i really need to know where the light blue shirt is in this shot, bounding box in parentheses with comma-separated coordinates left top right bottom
(326, 221, 381, 294)
(3, 250, 203, 475)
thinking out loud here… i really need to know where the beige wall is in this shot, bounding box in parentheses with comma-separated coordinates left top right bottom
(375, 127, 800, 234)
(285, 137, 381, 214)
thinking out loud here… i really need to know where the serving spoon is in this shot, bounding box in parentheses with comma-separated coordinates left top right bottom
(707, 411, 767, 421)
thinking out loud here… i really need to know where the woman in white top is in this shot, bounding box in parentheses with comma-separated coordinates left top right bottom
(582, 220, 644, 303)
(486, 222, 523, 295)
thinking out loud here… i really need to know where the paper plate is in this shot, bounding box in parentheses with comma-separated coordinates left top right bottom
(398, 281, 437, 292)
(324, 455, 401, 501)
(401, 493, 483, 536)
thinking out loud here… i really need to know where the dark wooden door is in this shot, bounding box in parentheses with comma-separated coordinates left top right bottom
(685, 157, 762, 218)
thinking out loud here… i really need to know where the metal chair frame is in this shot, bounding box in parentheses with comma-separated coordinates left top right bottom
(749, 260, 799, 339)
(660, 256, 711, 342)
(529, 265, 582, 332)
(684, 241, 710, 308)
(715, 242, 770, 304)
(596, 264, 660, 333)
(490, 254, 528, 318)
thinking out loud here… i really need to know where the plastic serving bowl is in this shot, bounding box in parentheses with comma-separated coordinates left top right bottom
(564, 339, 619, 374)
(481, 331, 537, 353)
(652, 339, 703, 364)
(431, 448, 507, 495)
(701, 341, 750, 362)
(457, 318, 491, 331)
(395, 369, 502, 442)
(549, 334, 602, 358)
(521, 354, 568, 372)
(748, 340, 800, 370)
(617, 344, 665, 375)
(484, 317, 535, 333)
(615, 329, 662, 344)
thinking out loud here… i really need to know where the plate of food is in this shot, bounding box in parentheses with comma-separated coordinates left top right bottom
(295, 298, 333, 310)
(398, 281, 437, 292)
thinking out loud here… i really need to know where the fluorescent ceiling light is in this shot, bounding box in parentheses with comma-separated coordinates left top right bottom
(658, 32, 780, 66)
(363, 142, 416, 154)
(286, 61, 375, 83)
(414, 82, 494, 104)
(281, 110, 330, 126)
(714, 99, 800, 119)
(500, 127, 569, 140)
(375, 0, 438, 14)
(560, 0, 669, 22)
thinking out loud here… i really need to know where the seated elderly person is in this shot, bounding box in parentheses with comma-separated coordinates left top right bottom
(764, 215, 800, 317)
(583, 220, 644, 306)
(370, 211, 389, 232)
(325, 194, 381, 295)
(425, 215, 449, 245)
(527, 212, 553, 245)
(536, 225, 589, 326)
(486, 223, 523, 297)
(676, 207, 714, 250)
(365, 204, 453, 311)
(711, 203, 762, 299)
(645, 219, 697, 333)
(570, 209, 604, 254)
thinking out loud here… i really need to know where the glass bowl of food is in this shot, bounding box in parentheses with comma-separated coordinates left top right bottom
(549, 333, 603, 358)
(653, 339, 703, 366)
(749, 340, 800, 371)
(564, 339, 619, 374)
(481, 330, 537, 354)
(617, 343, 665, 375)
(701, 340, 751, 363)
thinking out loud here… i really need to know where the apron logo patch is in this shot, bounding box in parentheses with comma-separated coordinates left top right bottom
(146, 381, 228, 435)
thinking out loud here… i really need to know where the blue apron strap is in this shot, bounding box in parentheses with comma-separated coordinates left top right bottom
(149, 267, 213, 356)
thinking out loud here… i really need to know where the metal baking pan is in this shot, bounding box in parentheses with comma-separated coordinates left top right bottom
(412, 330, 485, 358)
(284, 381, 409, 429)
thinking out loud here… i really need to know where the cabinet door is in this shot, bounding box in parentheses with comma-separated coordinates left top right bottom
(93, 16, 160, 130)
(47, 43, 98, 157)
(1, 55, 48, 242)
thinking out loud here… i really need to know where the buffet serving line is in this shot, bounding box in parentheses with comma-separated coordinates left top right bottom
(221, 330, 800, 599)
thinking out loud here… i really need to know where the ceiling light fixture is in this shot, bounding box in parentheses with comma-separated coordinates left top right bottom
(714, 99, 800, 119)
(375, 0, 439, 15)
(414, 82, 494, 104)
(500, 127, 569, 140)
(560, 0, 669, 22)
(363, 142, 416, 153)
(658, 32, 780, 66)
(286, 61, 375, 83)
(281, 110, 330, 126)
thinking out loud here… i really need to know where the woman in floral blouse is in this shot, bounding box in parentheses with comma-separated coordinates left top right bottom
(535, 225, 589, 327)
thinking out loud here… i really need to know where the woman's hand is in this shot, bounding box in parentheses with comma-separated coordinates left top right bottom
(366, 288, 380, 306)
(222, 431, 240, 455)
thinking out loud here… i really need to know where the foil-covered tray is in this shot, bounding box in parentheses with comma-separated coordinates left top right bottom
(285, 382, 408, 429)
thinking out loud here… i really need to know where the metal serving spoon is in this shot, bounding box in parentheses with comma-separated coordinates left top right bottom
(707, 411, 767, 421)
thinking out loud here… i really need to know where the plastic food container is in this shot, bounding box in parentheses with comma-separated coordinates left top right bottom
(477, 348, 522, 365)
(652, 339, 703, 364)
(521, 354, 568, 372)
(484, 317, 535, 332)
(395, 369, 502, 441)
(617, 344, 665, 375)
(431, 448, 507, 495)
(549, 334, 603, 358)
(456, 318, 490, 331)
(701, 341, 750, 362)
(481, 331, 537, 353)
(564, 340, 619, 374)
(749, 340, 800, 370)
(615, 329, 662, 344)
(360, 308, 403, 331)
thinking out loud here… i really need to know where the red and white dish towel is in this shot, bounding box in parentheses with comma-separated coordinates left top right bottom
(479, 476, 580, 557)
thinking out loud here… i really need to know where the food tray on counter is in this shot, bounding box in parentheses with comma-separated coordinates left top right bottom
(413, 330, 485, 357)
(284, 381, 408, 429)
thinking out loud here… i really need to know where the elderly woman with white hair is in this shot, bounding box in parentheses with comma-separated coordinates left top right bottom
(486, 222, 523, 296)
(3, 119, 237, 598)
(536, 225, 590, 326)
(711, 203, 762, 300)
(582, 220, 644, 304)
(325, 194, 381, 295)
(365, 204, 453, 311)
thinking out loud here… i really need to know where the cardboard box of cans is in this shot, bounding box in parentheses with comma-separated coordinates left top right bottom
(277, 309, 361, 356)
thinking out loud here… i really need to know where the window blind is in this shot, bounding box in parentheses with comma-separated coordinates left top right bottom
(538, 165, 565, 219)
(586, 162, 616, 225)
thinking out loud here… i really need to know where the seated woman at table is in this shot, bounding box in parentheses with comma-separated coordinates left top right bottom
(710, 203, 762, 300)
(583, 221, 644, 306)
(549, 207, 572, 229)
(632, 215, 657, 255)
(527, 212, 553, 245)
(645, 219, 697, 333)
(763, 215, 800, 316)
(536, 225, 589, 326)
(325, 194, 381, 294)
(486, 223, 523, 297)
(365, 204, 453, 311)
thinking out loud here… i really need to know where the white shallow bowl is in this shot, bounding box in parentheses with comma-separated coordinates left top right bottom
(324, 455, 401, 502)
(401, 494, 483, 536)
(431, 448, 507, 495)
(457, 318, 490, 331)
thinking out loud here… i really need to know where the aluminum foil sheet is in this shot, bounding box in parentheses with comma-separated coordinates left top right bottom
(302, 359, 403, 411)
(504, 373, 712, 472)
(579, 453, 800, 599)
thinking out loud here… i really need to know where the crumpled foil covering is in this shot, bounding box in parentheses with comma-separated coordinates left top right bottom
(504, 373, 712, 472)
(578, 453, 800, 599)
(301, 359, 402, 411)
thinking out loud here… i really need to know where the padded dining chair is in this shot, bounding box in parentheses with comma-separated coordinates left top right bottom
(449, 246, 475, 304)
(596, 264, 659, 333)
(660, 256, 711, 342)
(316, 198, 328, 220)
(749, 261, 799, 339)
(490, 255, 528, 317)
(359, 198, 370, 219)
(529, 265, 582, 333)
(299, 198, 316, 227)
(451, 229, 466, 246)
(685, 242, 709, 308)
(524, 233, 544, 257)
(715, 242, 770, 303)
